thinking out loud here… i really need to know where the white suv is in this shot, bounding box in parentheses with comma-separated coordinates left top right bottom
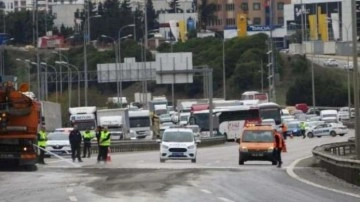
(157, 128, 200, 163)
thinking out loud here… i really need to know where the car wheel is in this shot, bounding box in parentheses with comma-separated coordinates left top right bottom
(160, 159, 165, 163)
(307, 132, 314, 138)
(224, 133, 228, 141)
(239, 156, 244, 165)
(330, 131, 337, 137)
(191, 158, 196, 163)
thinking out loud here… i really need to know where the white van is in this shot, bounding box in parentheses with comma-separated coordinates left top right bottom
(320, 110, 338, 123)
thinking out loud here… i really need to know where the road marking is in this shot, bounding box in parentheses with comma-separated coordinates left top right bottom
(69, 196, 78, 202)
(287, 155, 360, 199)
(217, 197, 235, 202)
(200, 189, 212, 194)
(66, 188, 73, 193)
(190, 182, 199, 187)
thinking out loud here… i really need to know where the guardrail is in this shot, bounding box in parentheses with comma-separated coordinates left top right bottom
(88, 136, 226, 154)
(312, 142, 360, 186)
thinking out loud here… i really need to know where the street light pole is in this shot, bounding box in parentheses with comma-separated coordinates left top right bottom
(64, 62, 81, 107)
(40, 62, 58, 103)
(222, 34, 226, 99)
(117, 24, 135, 103)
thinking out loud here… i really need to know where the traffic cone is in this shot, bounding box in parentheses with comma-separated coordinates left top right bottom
(106, 148, 111, 162)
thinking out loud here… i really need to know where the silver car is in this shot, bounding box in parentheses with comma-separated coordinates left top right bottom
(45, 132, 71, 157)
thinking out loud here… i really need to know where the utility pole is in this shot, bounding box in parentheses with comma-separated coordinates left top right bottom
(83, 0, 90, 106)
(35, 0, 40, 100)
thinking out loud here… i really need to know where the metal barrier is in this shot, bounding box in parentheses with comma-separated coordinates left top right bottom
(88, 136, 226, 154)
(312, 142, 360, 186)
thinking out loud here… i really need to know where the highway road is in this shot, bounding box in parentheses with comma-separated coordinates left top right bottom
(0, 132, 359, 202)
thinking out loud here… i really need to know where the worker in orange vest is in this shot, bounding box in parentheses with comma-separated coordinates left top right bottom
(281, 123, 288, 140)
(273, 129, 287, 168)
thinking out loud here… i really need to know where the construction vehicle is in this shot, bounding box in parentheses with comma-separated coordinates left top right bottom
(0, 83, 40, 170)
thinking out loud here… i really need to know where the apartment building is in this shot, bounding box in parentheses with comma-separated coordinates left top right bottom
(200, 0, 291, 31)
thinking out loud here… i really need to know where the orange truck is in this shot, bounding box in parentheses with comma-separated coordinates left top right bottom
(0, 83, 40, 169)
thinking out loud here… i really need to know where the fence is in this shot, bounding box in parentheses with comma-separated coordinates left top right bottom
(312, 142, 360, 186)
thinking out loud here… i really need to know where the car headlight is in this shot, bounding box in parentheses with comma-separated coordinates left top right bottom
(268, 147, 274, 152)
(240, 146, 248, 152)
(187, 145, 195, 149)
(161, 144, 169, 149)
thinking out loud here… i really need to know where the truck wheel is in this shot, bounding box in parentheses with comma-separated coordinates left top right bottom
(239, 156, 244, 165)
(224, 133, 228, 141)
(330, 131, 337, 137)
(307, 132, 314, 138)
(23, 165, 37, 171)
(160, 159, 165, 163)
(191, 158, 196, 163)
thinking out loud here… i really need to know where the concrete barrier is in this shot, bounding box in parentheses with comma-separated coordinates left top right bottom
(87, 136, 226, 154)
(313, 142, 360, 186)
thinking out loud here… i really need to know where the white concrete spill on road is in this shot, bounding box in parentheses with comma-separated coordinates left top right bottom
(200, 189, 212, 194)
(33, 144, 80, 168)
(217, 197, 235, 202)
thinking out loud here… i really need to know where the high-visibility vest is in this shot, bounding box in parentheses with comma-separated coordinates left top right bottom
(100, 131, 111, 146)
(38, 131, 47, 147)
(83, 131, 94, 139)
(274, 132, 287, 152)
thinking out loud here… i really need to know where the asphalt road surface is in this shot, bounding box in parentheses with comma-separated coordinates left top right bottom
(0, 132, 358, 202)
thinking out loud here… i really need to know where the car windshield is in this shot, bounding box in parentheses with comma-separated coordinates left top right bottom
(48, 132, 68, 140)
(180, 115, 189, 121)
(242, 131, 274, 142)
(288, 123, 300, 129)
(162, 131, 194, 142)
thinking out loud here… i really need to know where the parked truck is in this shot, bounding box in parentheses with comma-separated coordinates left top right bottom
(69, 106, 97, 132)
(0, 83, 40, 170)
(39, 101, 62, 132)
(96, 108, 130, 140)
(129, 109, 152, 139)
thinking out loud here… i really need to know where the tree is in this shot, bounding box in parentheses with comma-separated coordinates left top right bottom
(168, 0, 180, 13)
(198, 0, 217, 30)
(146, 0, 158, 30)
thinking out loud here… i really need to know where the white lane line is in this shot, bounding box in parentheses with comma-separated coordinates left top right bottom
(190, 182, 199, 187)
(200, 189, 212, 194)
(287, 155, 360, 199)
(69, 196, 78, 202)
(66, 188, 73, 193)
(217, 197, 235, 202)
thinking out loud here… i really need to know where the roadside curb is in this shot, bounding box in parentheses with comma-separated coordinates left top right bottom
(286, 155, 360, 199)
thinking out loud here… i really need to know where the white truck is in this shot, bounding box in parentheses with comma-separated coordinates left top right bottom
(69, 106, 97, 132)
(96, 108, 130, 140)
(154, 104, 168, 115)
(107, 97, 128, 108)
(40, 101, 62, 132)
(129, 109, 152, 139)
(320, 110, 339, 123)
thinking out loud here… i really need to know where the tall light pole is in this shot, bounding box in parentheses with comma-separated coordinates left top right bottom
(117, 24, 135, 103)
(328, 18, 352, 118)
(83, 0, 101, 106)
(351, 0, 360, 159)
(40, 62, 58, 102)
(55, 61, 72, 108)
(57, 61, 81, 107)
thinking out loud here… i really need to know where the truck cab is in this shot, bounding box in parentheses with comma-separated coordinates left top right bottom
(129, 110, 152, 139)
(69, 107, 97, 132)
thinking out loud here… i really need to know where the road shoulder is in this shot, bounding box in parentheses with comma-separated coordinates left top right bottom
(287, 156, 360, 198)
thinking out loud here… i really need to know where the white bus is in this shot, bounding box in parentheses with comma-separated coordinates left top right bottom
(189, 106, 261, 140)
(258, 102, 282, 128)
